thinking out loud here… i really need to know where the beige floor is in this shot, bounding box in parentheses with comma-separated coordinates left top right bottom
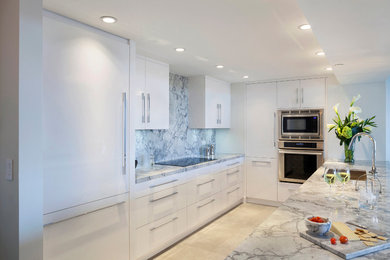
(153, 203, 277, 260)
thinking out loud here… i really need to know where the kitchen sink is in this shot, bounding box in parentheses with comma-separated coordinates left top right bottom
(336, 169, 367, 181)
(350, 169, 367, 181)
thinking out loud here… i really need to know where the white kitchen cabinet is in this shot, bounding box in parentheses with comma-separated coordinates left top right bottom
(246, 82, 277, 158)
(277, 182, 301, 202)
(135, 208, 187, 259)
(43, 15, 130, 221)
(300, 78, 326, 108)
(187, 171, 221, 205)
(187, 192, 222, 230)
(220, 165, 242, 190)
(220, 184, 243, 211)
(131, 158, 244, 259)
(277, 78, 326, 109)
(188, 75, 231, 128)
(135, 55, 169, 130)
(276, 80, 301, 109)
(246, 158, 278, 202)
(133, 183, 187, 228)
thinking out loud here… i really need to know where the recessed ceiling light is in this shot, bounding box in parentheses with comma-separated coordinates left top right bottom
(175, 47, 185, 52)
(334, 63, 344, 66)
(101, 16, 117, 24)
(216, 65, 224, 69)
(298, 24, 311, 30)
(316, 51, 325, 56)
(325, 67, 333, 71)
(243, 75, 249, 79)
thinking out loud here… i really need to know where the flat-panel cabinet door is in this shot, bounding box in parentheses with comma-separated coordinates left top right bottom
(277, 80, 300, 109)
(219, 81, 231, 128)
(204, 77, 220, 128)
(146, 59, 169, 129)
(300, 78, 326, 108)
(43, 16, 129, 215)
(246, 82, 277, 158)
(135, 56, 146, 129)
(246, 157, 277, 201)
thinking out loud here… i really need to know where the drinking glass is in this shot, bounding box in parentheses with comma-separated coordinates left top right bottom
(358, 177, 380, 210)
(323, 167, 336, 201)
(335, 167, 351, 192)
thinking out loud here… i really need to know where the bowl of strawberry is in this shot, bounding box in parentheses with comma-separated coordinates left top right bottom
(305, 216, 332, 236)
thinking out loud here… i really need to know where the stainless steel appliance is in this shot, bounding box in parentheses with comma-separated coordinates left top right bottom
(278, 109, 323, 139)
(278, 109, 324, 183)
(278, 141, 324, 183)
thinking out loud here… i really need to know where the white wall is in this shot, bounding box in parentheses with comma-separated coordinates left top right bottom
(326, 76, 387, 161)
(0, 0, 43, 260)
(216, 83, 246, 154)
(386, 77, 390, 162)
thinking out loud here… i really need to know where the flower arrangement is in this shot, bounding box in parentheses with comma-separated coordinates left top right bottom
(327, 95, 377, 162)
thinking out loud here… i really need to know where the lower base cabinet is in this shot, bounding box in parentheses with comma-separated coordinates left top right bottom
(277, 182, 301, 202)
(133, 159, 244, 260)
(187, 192, 222, 230)
(135, 208, 187, 259)
(246, 157, 278, 202)
(221, 184, 243, 210)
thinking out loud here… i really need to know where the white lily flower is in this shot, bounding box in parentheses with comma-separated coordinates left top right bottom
(350, 94, 361, 106)
(333, 103, 339, 114)
(349, 106, 362, 114)
(353, 94, 361, 103)
(327, 124, 335, 129)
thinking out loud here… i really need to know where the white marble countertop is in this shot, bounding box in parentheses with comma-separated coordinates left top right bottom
(227, 160, 390, 259)
(136, 153, 244, 183)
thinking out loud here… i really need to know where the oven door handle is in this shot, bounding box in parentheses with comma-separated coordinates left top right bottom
(278, 150, 323, 156)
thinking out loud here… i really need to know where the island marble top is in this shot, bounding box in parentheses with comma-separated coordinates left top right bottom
(227, 160, 390, 260)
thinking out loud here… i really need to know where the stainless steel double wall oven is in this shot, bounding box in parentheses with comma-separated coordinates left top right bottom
(278, 109, 324, 183)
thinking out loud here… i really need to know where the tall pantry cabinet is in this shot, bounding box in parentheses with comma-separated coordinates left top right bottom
(245, 82, 278, 203)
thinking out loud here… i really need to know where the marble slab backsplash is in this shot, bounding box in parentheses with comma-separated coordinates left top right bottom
(136, 74, 216, 166)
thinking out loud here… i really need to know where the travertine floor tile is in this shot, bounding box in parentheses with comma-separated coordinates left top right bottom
(153, 203, 276, 260)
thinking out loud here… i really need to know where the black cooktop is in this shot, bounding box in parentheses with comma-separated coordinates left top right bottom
(156, 157, 216, 167)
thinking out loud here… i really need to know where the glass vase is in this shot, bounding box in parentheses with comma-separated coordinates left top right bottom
(344, 142, 354, 163)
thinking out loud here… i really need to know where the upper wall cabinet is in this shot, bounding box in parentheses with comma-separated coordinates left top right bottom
(135, 56, 169, 130)
(188, 76, 231, 129)
(277, 78, 326, 109)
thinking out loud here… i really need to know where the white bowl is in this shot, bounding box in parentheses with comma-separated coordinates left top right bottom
(305, 216, 332, 236)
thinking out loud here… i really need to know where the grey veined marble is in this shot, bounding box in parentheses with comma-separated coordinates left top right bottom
(227, 161, 390, 260)
(136, 74, 215, 166)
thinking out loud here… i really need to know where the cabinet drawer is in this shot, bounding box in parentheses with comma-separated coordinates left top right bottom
(221, 184, 243, 209)
(221, 166, 242, 190)
(134, 184, 187, 228)
(135, 208, 186, 259)
(187, 173, 221, 205)
(187, 193, 220, 230)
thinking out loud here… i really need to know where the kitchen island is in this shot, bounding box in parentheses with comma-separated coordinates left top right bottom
(227, 161, 390, 259)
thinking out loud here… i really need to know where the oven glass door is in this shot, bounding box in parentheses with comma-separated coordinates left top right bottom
(279, 150, 323, 183)
(282, 115, 319, 134)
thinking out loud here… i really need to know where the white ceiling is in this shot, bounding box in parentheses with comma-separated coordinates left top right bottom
(43, 0, 334, 83)
(298, 0, 390, 85)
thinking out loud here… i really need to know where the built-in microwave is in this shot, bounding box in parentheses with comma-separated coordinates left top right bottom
(278, 109, 323, 140)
